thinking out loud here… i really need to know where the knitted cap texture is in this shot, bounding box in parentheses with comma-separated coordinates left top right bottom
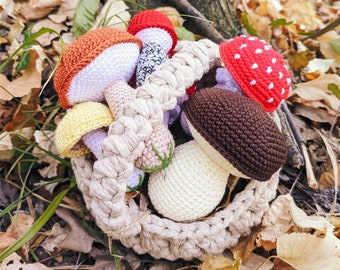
(127, 10, 177, 53)
(219, 35, 292, 112)
(54, 28, 142, 109)
(148, 140, 230, 222)
(55, 102, 114, 158)
(183, 87, 287, 181)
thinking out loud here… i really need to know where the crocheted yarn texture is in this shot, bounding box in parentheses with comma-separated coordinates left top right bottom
(70, 39, 283, 261)
(127, 9, 177, 53)
(54, 28, 142, 109)
(183, 87, 287, 181)
(219, 35, 292, 112)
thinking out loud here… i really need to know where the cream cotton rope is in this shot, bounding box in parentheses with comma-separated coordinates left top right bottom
(71, 39, 282, 261)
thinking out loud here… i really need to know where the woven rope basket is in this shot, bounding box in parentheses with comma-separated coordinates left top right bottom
(71, 39, 281, 261)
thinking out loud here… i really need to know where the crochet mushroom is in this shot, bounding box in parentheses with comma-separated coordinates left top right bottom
(148, 88, 287, 222)
(127, 9, 178, 86)
(217, 35, 292, 112)
(55, 101, 144, 190)
(53, 27, 142, 109)
(54, 27, 173, 172)
(127, 10, 185, 125)
(105, 80, 175, 172)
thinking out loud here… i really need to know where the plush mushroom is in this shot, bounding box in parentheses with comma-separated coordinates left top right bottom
(55, 101, 144, 190)
(53, 27, 142, 109)
(54, 27, 173, 172)
(148, 88, 287, 222)
(127, 9, 185, 125)
(127, 9, 178, 86)
(217, 35, 292, 112)
(105, 80, 175, 172)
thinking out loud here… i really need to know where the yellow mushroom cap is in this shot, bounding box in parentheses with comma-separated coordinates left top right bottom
(55, 102, 114, 158)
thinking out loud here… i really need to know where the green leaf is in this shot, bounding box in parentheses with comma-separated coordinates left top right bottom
(330, 38, 340, 54)
(328, 83, 340, 99)
(175, 26, 195, 41)
(269, 18, 293, 27)
(0, 178, 76, 261)
(16, 24, 35, 72)
(0, 27, 65, 74)
(71, 0, 100, 38)
(241, 12, 257, 36)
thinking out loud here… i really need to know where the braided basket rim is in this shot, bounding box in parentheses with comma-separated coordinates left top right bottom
(70, 39, 281, 261)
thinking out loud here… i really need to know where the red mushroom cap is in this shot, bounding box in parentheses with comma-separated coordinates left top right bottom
(127, 10, 177, 54)
(219, 35, 292, 112)
(54, 28, 142, 109)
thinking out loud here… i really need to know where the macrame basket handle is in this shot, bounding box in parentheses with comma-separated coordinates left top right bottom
(71, 39, 281, 261)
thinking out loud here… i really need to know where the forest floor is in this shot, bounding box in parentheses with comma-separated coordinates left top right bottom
(0, 0, 340, 269)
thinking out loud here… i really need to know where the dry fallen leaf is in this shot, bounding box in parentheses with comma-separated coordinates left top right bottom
(276, 232, 340, 270)
(0, 212, 34, 253)
(0, 49, 42, 101)
(156, 6, 185, 27)
(32, 130, 60, 178)
(288, 74, 340, 125)
(260, 194, 334, 244)
(42, 208, 97, 253)
(91, 0, 131, 31)
(0, 252, 52, 270)
(201, 255, 241, 270)
(32, 18, 68, 47)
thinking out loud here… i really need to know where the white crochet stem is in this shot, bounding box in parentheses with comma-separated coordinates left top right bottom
(70, 39, 282, 260)
(82, 128, 107, 160)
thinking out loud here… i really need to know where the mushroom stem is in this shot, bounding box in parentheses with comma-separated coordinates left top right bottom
(148, 140, 230, 222)
(81, 128, 107, 160)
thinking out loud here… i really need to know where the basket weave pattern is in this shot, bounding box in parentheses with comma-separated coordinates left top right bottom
(71, 39, 280, 260)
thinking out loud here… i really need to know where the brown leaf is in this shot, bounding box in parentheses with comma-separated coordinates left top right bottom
(201, 256, 241, 270)
(319, 164, 340, 190)
(230, 231, 258, 261)
(32, 19, 68, 47)
(287, 49, 315, 72)
(32, 130, 60, 178)
(0, 212, 34, 253)
(0, 49, 42, 101)
(55, 208, 97, 253)
(0, 252, 52, 269)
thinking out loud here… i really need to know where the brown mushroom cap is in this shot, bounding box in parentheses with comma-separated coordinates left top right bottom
(183, 87, 287, 181)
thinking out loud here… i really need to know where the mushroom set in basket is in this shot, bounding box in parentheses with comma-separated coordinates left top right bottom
(53, 11, 178, 189)
(53, 9, 291, 224)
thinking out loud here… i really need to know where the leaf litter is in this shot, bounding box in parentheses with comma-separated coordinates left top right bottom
(0, 0, 340, 269)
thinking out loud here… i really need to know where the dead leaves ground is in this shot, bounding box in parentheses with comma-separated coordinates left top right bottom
(0, 0, 340, 269)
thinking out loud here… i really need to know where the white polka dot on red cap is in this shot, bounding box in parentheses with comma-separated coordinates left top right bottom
(251, 63, 258, 69)
(279, 72, 283, 79)
(264, 45, 270, 50)
(240, 44, 247, 49)
(250, 80, 256, 86)
(266, 67, 273, 73)
(272, 58, 277, 63)
(267, 97, 274, 103)
(268, 82, 274, 89)
(287, 78, 291, 85)
(234, 53, 241, 59)
(281, 88, 285, 95)
(255, 48, 263, 54)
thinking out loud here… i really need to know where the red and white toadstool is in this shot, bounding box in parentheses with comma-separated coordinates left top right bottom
(217, 35, 292, 112)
